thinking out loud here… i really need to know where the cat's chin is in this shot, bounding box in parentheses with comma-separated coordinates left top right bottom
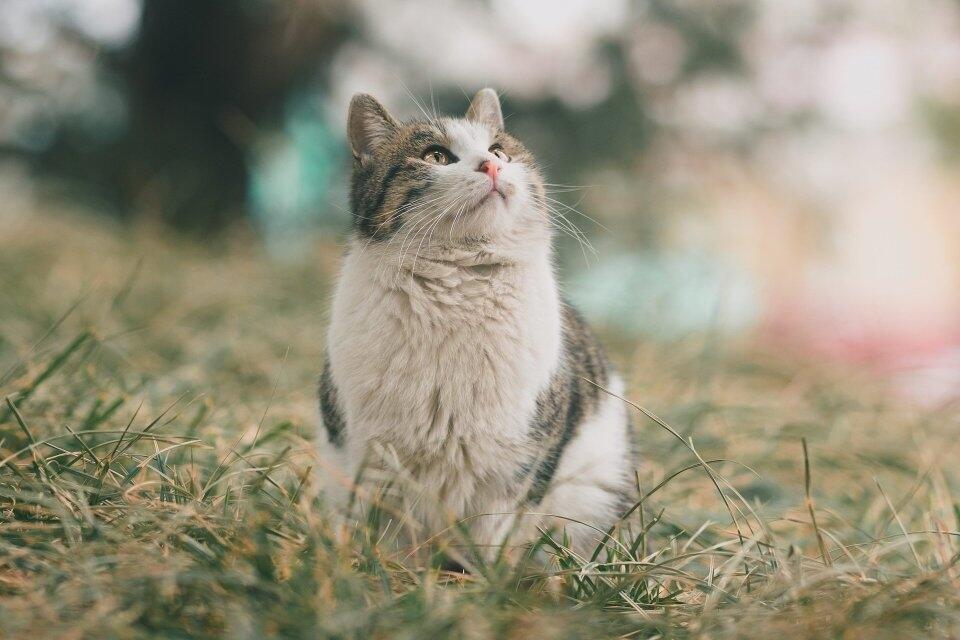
(464, 187, 506, 213)
(470, 195, 506, 220)
(454, 198, 514, 235)
(468, 179, 517, 212)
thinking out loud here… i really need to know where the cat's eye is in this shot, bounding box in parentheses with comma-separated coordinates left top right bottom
(489, 144, 511, 162)
(422, 146, 454, 165)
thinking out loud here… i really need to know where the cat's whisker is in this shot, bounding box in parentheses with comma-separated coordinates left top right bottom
(398, 77, 426, 116)
(387, 192, 463, 279)
(541, 199, 592, 243)
(542, 203, 598, 263)
(359, 196, 448, 259)
(368, 193, 458, 280)
(541, 181, 596, 189)
(447, 197, 471, 243)
(394, 211, 446, 276)
(398, 77, 441, 126)
(539, 195, 601, 245)
(359, 194, 452, 266)
(405, 193, 472, 275)
(392, 192, 459, 255)
(421, 193, 471, 247)
(542, 194, 611, 233)
(547, 219, 596, 265)
(444, 195, 477, 247)
(542, 186, 586, 194)
(558, 220, 598, 260)
(444, 190, 480, 244)
(379, 206, 448, 282)
(428, 80, 439, 123)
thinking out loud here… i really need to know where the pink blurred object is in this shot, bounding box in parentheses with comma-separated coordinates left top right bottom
(762, 167, 960, 404)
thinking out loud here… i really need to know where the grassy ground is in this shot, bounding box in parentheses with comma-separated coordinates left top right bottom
(1, 208, 959, 639)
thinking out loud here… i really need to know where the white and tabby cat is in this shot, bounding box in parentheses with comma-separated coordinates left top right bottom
(319, 89, 634, 555)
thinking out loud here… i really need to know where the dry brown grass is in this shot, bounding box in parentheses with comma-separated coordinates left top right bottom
(1, 207, 958, 639)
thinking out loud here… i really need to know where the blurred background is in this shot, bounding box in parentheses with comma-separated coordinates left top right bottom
(2, 0, 959, 403)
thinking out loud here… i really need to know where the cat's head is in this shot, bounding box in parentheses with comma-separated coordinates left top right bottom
(346, 89, 547, 248)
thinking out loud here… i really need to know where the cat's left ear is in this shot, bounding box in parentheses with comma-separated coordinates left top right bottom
(466, 88, 504, 131)
(348, 93, 399, 161)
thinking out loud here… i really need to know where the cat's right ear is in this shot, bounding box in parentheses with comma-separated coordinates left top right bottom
(347, 94, 398, 161)
(466, 88, 504, 131)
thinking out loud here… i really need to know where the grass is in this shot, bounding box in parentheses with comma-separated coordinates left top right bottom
(1, 208, 959, 639)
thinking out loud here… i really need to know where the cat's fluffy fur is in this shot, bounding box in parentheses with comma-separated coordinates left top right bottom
(319, 89, 634, 554)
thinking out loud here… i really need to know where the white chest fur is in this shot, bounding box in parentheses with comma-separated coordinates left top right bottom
(326, 240, 561, 509)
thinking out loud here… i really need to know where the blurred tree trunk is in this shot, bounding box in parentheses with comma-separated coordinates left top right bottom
(41, 0, 349, 235)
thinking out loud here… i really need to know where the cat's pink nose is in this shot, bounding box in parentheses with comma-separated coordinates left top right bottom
(478, 159, 500, 183)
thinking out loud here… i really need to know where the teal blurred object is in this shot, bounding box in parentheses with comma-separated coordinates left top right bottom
(568, 250, 760, 339)
(249, 93, 344, 255)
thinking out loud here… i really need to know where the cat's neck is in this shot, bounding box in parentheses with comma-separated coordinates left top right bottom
(349, 228, 553, 282)
(337, 232, 556, 328)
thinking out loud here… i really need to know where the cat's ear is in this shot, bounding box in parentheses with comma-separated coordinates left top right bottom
(466, 88, 504, 131)
(347, 93, 399, 160)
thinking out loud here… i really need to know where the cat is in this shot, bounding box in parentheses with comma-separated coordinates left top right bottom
(319, 88, 634, 559)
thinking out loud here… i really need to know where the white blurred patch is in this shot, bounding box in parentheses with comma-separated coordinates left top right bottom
(340, 0, 628, 108)
(61, 0, 142, 47)
(818, 32, 910, 131)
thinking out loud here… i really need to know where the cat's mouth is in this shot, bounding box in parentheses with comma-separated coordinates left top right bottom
(476, 186, 507, 208)
(459, 183, 512, 218)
